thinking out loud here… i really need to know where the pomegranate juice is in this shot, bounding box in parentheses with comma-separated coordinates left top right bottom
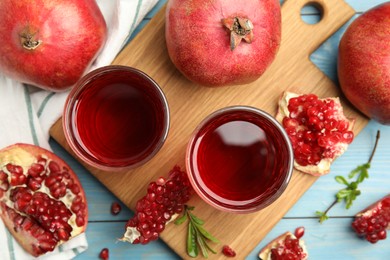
(68, 67, 168, 169)
(187, 107, 292, 211)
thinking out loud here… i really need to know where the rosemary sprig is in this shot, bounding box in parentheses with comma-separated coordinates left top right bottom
(175, 206, 219, 258)
(316, 130, 380, 223)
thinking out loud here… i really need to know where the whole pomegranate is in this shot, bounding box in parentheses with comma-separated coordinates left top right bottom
(0, 143, 88, 257)
(165, 0, 281, 87)
(0, 0, 107, 92)
(338, 3, 390, 124)
(276, 92, 355, 176)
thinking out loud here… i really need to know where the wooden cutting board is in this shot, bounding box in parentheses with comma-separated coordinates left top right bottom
(50, 0, 366, 258)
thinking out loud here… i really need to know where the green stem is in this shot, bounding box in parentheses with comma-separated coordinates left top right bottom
(317, 130, 380, 222)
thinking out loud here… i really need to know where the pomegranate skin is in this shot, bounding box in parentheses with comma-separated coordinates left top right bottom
(0, 0, 107, 92)
(165, 0, 281, 87)
(338, 3, 390, 124)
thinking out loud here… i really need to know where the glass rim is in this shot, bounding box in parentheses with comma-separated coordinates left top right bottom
(185, 105, 294, 213)
(62, 65, 170, 171)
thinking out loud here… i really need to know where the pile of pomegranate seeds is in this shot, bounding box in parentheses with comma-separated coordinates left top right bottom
(352, 195, 390, 243)
(121, 166, 191, 245)
(277, 92, 354, 175)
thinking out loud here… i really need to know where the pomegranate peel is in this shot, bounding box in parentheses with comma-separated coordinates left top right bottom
(352, 194, 390, 243)
(276, 91, 355, 176)
(259, 227, 308, 260)
(0, 143, 87, 257)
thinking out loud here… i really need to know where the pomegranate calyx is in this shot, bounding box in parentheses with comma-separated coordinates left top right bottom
(20, 30, 42, 50)
(222, 16, 254, 51)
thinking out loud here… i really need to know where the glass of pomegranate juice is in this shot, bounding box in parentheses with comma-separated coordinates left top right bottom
(63, 65, 169, 171)
(186, 106, 293, 213)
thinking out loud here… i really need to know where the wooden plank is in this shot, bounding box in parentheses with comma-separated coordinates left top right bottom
(50, 0, 364, 258)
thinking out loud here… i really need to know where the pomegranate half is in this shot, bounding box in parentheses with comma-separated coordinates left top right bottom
(165, 0, 281, 87)
(0, 0, 107, 91)
(0, 143, 88, 257)
(276, 92, 355, 176)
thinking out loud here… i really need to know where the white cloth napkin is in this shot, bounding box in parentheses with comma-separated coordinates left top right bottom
(0, 0, 158, 259)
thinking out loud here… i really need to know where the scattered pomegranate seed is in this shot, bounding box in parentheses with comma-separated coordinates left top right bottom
(99, 248, 109, 260)
(222, 245, 236, 257)
(294, 226, 305, 239)
(111, 202, 122, 215)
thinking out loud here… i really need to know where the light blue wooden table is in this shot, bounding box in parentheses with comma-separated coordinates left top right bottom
(50, 0, 390, 259)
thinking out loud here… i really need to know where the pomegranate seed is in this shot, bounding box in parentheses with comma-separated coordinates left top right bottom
(111, 202, 122, 215)
(99, 248, 109, 260)
(48, 161, 60, 173)
(222, 245, 236, 257)
(28, 163, 45, 177)
(294, 226, 305, 239)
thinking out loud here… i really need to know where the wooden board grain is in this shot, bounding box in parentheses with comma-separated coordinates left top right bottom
(50, 0, 366, 258)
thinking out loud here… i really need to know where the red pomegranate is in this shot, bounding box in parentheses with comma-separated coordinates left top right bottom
(276, 92, 355, 176)
(120, 166, 191, 245)
(338, 3, 390, 124)
(0, 0, 107, 92)
(259, 227, 308, 260)
(352, 194, 390, 243)
(165, 0, 281, 87)
(0, 143, 88, 257)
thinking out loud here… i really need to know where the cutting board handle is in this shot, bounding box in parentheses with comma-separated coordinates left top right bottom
(281, 0, 355, 57)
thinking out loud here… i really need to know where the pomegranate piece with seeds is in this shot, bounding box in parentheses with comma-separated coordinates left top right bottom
(259, 227, 308, 260)
(120, 166, 191, 245)
(276, 91, 355, 176)
(0, 143, 88, 257)
(352, 194, 390, 243)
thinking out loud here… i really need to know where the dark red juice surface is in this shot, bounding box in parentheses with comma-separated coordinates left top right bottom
(190, 111, 291, 206)
(73, 74, 165, 167)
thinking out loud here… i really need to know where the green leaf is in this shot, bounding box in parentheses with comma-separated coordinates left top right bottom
(196, 229, 209, 258)
(348, 181, 358, 190)
(174, 213, 188, 225)
(335, 176, 349, 186)
(315, 211, 329, 223)
(194, 222, 219, 243)
(357, 168, 369, 183)
(204, 241, 217, 254)
(187, 222, 198, 258)
(189, 213, 205, 225)
(316, 211, 329, 224)
(336, 189, 351, 200)
(348, 165, 362, 179)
